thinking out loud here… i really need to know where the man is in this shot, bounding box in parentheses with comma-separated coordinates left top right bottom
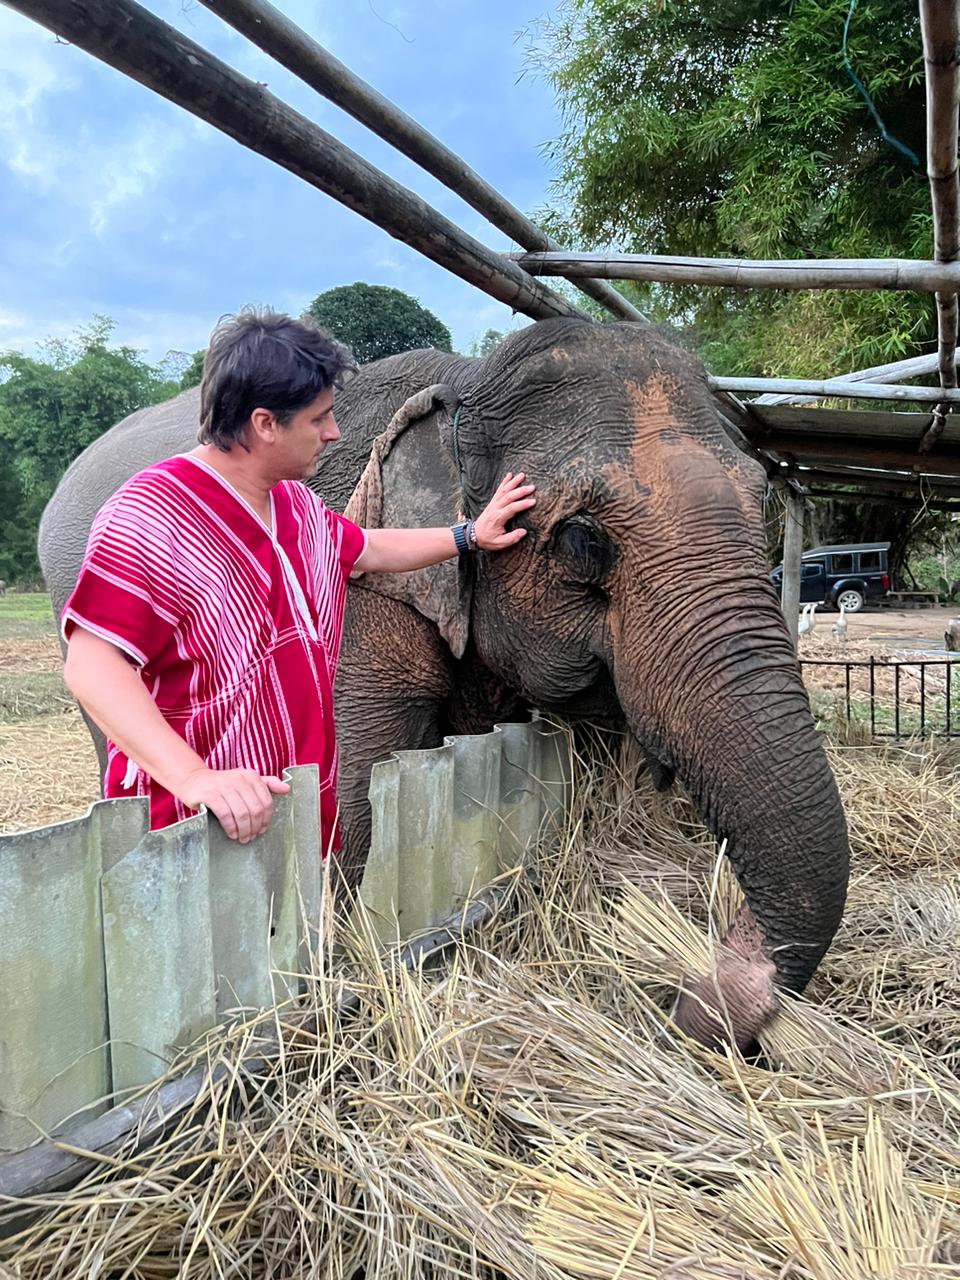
(62, 309, 535, 855)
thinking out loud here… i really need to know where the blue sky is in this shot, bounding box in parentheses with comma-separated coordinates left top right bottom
(0, 0, 567, 368)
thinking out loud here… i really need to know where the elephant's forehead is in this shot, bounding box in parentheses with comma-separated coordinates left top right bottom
(590, 373, 752, 523)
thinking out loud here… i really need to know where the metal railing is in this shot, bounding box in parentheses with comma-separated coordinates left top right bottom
(800, 657, 960, 738)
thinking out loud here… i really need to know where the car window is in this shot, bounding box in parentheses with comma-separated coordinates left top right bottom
(831, 554, 854, 572)
(801, 564, 824, 579)
(859, 551, 882, 571)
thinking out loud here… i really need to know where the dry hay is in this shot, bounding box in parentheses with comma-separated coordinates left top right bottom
(3, 731, 960, 1278)
(0, 709, 101, 832)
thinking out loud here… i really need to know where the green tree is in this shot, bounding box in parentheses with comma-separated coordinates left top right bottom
(0, 317, 179, 583)
(530, 0, 930, 375)
(179, 348, 206, 389)
(303, 283, 453, 364)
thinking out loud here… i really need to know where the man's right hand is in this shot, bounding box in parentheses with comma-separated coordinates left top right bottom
(176, 767, 292, 843)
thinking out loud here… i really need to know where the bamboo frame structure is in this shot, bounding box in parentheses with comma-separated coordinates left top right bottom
(199, 0, 645, 325)
(2, 0, 583, 326)
(511, 251, 960, 292)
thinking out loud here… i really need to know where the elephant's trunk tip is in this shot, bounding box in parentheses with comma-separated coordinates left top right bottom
(672, 904, 779, 1052)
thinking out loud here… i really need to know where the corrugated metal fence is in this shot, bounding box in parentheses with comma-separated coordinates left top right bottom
(0, 718, 571, 1154)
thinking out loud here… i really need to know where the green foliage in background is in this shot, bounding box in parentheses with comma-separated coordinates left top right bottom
(529, 0, 931, 375)
(304, 283, 453, 365)
(0, 318, 179, 584)
(179, 348, 206, 390)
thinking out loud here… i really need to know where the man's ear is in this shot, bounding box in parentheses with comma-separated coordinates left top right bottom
(247, 407, 277, 445)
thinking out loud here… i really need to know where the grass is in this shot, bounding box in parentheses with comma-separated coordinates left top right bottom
(0, 590, 56, 631)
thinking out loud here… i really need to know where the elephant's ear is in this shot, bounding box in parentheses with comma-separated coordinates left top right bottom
(344, 383, 473, 658)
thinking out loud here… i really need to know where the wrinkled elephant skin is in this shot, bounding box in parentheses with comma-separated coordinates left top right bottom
(39, 318, 849, 1051)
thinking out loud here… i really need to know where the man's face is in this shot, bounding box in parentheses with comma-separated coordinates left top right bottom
(275, 388, 340, 480)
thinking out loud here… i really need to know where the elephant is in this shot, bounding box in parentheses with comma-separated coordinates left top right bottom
(39, 317, 849, 1050)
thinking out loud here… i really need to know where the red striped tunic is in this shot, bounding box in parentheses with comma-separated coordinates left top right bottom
(62, 455, 366, 852)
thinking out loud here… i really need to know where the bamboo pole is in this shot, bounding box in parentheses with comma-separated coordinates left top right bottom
(793, 462, 960, 494)
(780, 489, 805, 651)
(198, 0, 645, 325)
(707, 376, 960, 403)
(920, 0, 960, 410)
(511, 250, 960, 291)
(763, 434, 960, 476)
(753, 351, 959, 407)
(4, 0, 583, 326)
(806, 486, 960, 511)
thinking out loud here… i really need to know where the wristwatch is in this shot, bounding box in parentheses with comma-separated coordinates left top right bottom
(452, 521, 479, 555)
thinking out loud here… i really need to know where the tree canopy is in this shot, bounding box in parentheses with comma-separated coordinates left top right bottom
(0, 318, 179, 583)
(531, 0, 931, 375)
(303, 283, 453, 365)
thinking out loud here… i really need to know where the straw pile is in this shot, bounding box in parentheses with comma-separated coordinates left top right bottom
(3, 728, 960, 1278)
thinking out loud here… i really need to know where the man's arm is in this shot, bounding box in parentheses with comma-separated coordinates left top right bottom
(64, 627, 289, 843)
(354, 471, 535, 574)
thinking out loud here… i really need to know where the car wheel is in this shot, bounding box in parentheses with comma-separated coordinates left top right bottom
(836, 588, 864, 613)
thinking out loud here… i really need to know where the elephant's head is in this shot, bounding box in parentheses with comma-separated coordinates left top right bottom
(346, 317, 849, 1050)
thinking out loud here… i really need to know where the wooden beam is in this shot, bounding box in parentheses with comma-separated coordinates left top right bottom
(199, 0, 646, 325)
(511, 250, 960, 292)
(708, 376, 960, 403)
(806, 487, 960, 512)
(764, 434, 960, 476)
(920, 0, 960, 404)
(5, 0, 583, 326)
(790, 463, 960, 496)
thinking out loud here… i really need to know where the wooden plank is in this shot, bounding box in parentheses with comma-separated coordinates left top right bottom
(6, 0, 582, 324)
(764, 434, 960, 475)
(101, 815, 216, 1095)
(748, 406, 935, 437)
(512, 250, 960, 291)
(199, 0, 645, 324)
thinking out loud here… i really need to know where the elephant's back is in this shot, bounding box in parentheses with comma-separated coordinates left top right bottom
(39, 387, 201, 623)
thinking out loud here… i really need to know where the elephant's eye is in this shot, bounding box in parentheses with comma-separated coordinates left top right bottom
(553, 517, 616, 585)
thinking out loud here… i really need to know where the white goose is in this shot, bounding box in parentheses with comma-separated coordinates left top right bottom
(798, 601, 818, 637)
(832, 602, 848, 641)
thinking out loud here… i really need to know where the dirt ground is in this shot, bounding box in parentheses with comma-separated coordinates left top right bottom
(810, 602, 960, 653)
(0, 595, 957, 836)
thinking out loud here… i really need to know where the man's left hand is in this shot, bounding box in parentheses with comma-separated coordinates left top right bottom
(473, 472, 536, 551)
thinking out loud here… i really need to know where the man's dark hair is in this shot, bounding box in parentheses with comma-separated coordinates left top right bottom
(198, 308, 356, 450)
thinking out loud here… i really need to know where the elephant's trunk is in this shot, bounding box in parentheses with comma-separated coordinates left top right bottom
(611, 588, 849, 1050)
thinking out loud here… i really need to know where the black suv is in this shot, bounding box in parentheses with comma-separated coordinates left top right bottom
(770, 542, 890, 613)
